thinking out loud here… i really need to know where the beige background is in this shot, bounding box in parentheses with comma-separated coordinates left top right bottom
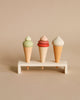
(0, 0, 80, 100)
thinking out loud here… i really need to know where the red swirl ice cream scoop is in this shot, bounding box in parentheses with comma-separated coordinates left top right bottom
(37, 35, 49, 63)
(37, 36, 49, 47)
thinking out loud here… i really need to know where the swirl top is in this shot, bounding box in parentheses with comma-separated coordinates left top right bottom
(52, 36, 64, 46)
(25, 36, 31, 41)
(40, 35, 48, 41)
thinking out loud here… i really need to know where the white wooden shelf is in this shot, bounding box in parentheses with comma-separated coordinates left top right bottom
(18, 60, 68, 74)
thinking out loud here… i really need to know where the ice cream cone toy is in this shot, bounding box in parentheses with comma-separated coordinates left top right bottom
(23, 36, 33, 68)
(52, 36, 64, 63)
(37, 35, 49, 65)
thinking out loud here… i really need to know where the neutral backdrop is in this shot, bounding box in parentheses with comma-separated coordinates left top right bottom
(0, 0, 80, 100)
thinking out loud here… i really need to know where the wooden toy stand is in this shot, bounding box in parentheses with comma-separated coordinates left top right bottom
(18, 60, 68, 74)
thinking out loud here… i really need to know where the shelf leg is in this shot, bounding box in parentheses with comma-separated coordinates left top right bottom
(18, 65, 21, 74)
(64, 65, 68, 74)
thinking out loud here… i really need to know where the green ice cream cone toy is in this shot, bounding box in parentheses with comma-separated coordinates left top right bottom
(23, 36, 33, 64)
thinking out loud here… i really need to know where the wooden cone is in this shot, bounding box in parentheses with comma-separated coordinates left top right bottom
(53, 46, 63, 63)
(27, 66, 29, 70)
(39, 47, 48, 63)
(24, 47, 32, 63)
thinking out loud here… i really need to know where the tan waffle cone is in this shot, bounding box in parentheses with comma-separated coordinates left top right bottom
(53, 45, 63, 63)
(39, 47, 48, 63)
(24, 47, 32, 63)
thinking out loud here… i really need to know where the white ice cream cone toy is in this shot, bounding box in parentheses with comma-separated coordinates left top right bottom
(37, 35, 49, 63)
(52, 36, 64, 63)
(23, 36, 33, 63)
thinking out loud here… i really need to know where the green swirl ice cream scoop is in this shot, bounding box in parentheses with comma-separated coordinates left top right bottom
(23, 36, 33, 47)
